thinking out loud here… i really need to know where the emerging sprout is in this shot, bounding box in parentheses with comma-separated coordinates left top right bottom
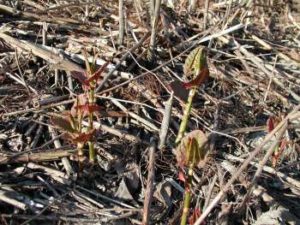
(176, 130, 208, 169)
(51, 56, 109, 165)
(183, 46, 209, 89)
(176, 46, 209, 145)
(176, 130, 208, 225)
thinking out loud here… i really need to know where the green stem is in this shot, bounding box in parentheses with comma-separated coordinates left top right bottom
(77, 142, 84, 173)
(176, 88, 197, 145)
(88, 88, 95, 163)
(88, 141, 95, 163)
(180, 164, 194, 225)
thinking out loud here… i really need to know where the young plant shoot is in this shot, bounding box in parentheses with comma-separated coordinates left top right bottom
(51, 55, 108, 165)
(175, 46, 209, 145)
(176, 130, 208, 225)
(175, 46, 209, 224)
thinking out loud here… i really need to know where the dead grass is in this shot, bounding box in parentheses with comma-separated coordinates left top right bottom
(0, 0, 299, 224)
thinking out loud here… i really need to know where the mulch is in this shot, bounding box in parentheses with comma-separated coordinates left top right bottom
(0, 1, 299, 224)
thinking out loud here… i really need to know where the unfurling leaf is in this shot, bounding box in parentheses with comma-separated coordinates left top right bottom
(71, 94, 88, 117)
(87, 62, 109, 84)
(176, 130, 208, 168)
(70, 71, 89, 86)
(183, 46, 209, 89)
(51, 115, 76, 133)
(72, 129, 96, 143)
(75, 103, 102, 117)
(183, 47, 207, 78)
(183, 67, 209, 89)
(272, 138, 287, 167)
(266, 115, 287, 167)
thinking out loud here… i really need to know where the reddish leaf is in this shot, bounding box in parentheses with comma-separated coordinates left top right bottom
(51, 116, 75, 133)
(183, 67, 209, 89)
(75, 103, 101, 116)
(266, 116, 281, 133)
(70, 62, 108, 89)
(86, 62, 109, 84)
(188, 208, 204, 225)
(272, 138, 287, 167)
(267, 117, 275, 132)
(71, 94, 88, 117)
(72, 129, 96, 143)
(168, 80, 189, 102)
(178, 170, 186, 182)
(70, 71, 89, 86)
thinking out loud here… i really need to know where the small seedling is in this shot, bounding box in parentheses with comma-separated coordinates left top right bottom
(51, 53, 108, 165)
(174, 46, 209, 224)
(175, 46, 209, 145)
(266, 115, 288, 166)
(176, 130, 208, 225)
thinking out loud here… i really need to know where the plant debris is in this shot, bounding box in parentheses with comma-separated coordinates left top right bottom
(0, 1, 300, 224)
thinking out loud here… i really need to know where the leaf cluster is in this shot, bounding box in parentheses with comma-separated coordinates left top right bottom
(176, 130, 208, 169)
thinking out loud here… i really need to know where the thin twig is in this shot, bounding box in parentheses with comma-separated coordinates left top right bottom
(48, 125, 74, 177)
(118, 0, 125, 45)
(158, 93, 174, 149)
(238, 122, 288, 211)
(193, 105, 300, 225)
(149, 0, 162, 60)
(96, 31, 150, 91)
(111, 99, 160, 132)
(142, 140, 156, 225)
(203, 0, 210, 30)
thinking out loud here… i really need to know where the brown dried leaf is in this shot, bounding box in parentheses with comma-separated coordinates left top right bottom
(98, 111, 127, 118)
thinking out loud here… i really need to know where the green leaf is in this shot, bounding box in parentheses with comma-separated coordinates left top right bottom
(183, 46, 208, 81)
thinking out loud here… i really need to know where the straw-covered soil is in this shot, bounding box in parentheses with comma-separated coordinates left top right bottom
(0, 0, 300, 224)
